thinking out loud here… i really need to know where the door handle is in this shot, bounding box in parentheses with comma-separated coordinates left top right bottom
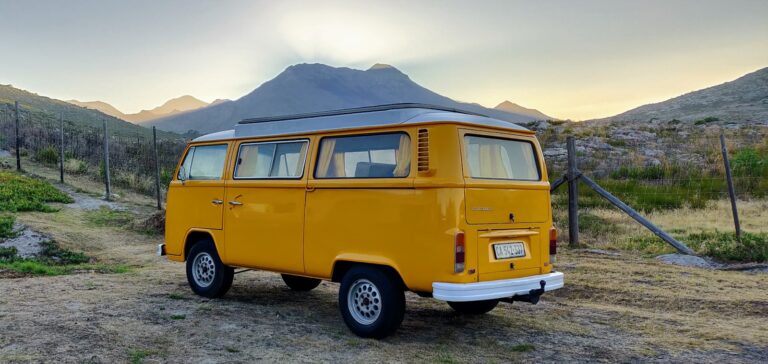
(228, 201, 243, 206)
(211, 199, 223, 205)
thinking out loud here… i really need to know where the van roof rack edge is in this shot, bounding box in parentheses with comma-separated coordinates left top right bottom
(238, 103, 487, 124)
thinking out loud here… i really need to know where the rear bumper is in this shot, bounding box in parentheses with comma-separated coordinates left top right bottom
(432, 271, 564, 302)
(157, 243, 166, 256)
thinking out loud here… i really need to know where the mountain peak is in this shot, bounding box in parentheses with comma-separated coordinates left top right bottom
(495, 100, 552, 120)
(368, 63, 396, 71)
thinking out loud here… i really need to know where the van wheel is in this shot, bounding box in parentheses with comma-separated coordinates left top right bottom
(447, 299, 499, 315)
(186, 239, 234, 298)
(281, 274, 321, 291)
(339, 266, 405, 339)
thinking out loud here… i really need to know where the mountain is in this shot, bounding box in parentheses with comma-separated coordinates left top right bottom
(602, 66, 768, 123)
(67, 95, 209, 123)
(495, 100, 553, 120)
(66, 100, 127, 119)
(146, 63, 548, 134)
(0, 84, 179, 139)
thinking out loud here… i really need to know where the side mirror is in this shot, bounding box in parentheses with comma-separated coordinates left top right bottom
(178, 166, 187, 184)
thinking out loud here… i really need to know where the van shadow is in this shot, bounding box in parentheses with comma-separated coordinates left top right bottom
(220, 274, 539, 343)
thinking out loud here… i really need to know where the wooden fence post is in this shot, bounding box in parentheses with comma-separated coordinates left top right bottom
(566, 137, 580, 247)
(59, 113, 65, 183)
(719, 134, 741, 240)
(14, 101, 21, 171)
(102, 119, 111, 201)
(153, 126, 162, 210)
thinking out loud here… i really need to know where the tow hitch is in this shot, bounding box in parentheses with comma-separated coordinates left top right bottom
(501, 280, 546, 305)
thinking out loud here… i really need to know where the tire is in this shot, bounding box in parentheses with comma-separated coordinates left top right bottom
(186, 239, 234, 298)
(447, 299, 499, 315)
(339, 266, 405, 339)
(281, 274, 321, 291)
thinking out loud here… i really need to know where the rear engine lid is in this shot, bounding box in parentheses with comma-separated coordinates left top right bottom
(465, 187, 549, 224)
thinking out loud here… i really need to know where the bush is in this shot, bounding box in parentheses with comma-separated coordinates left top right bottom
(686, 231, 768, 263)
(0, 171, 73, 212)
(0, 246, 17, 260)
(694, 116, 719, 125)
(64, 158, 88, 174)
(0, 214, 17, 238)
(34, 146, 59, 165)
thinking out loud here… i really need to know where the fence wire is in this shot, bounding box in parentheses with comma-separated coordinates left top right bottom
(0, 102, 186, 198)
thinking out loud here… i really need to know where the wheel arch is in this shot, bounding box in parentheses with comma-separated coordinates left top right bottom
(183, 229, 222, 261)
(331, 257, 407, 290)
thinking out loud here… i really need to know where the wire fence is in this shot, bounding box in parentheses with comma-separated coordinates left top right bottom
(0, 102, 186, 202)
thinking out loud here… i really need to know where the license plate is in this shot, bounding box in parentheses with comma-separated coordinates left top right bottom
(493, 242, 526, 259)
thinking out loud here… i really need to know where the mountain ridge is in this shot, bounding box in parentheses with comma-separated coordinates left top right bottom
(596, 66, 768, 123)
(67, 95, 210, 123)
(145, 63, 550, 134)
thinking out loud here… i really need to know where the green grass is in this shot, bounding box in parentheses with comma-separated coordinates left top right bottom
(623, 231, 768, 262)
(129, 349, 159, 364)
(0, 171, 73, 212)
(0, 214, 16, 238)
(510, 343, 535, 352)
(85, 206, 134, 227)
(0, 239, 129, 276)
(170, 314, 186, 320)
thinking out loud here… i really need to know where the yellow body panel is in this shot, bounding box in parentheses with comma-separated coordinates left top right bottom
(164, 122, 553, 292)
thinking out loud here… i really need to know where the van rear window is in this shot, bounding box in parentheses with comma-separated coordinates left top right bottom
(464, 135, 540, 181)
(315, 133, 411, 178)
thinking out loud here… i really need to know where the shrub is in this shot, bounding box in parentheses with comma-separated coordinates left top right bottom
(686, 231, 768, 263)
(0, 214, 17, 238)
(0, 246, 17, 260)
(694, 116, 719, 125)
(64, 158, 88, 174)
(34, 146, 59, 165)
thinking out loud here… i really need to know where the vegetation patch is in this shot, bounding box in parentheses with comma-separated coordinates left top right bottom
(0, 239, 129, 276)
(510, 343, 535, 352)
(0, 214, 17, 238)
(623, 231, 768, 263)
(0, 171, 73, 212)
(85, 206, 134, 227)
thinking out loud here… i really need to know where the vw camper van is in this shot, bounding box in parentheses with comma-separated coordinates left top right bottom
(160, 104, 563, 338)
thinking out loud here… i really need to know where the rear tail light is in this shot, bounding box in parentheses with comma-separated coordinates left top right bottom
(454, 231, 465, 273)
(549, 227, 558, 263)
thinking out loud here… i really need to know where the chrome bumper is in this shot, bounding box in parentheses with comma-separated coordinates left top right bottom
(157, 243, 166, 256)
(432, 272, 564, 302)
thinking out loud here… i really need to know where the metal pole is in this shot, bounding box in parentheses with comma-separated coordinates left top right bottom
(153, 126, 162, 210)
(102, 119, 111, 201)
(720, 134, 741, 240)
(59, 113, 65, 183)
(14, 101, 21, 171)
(581, 175, 696, 255)
(566, 137, 580, 247)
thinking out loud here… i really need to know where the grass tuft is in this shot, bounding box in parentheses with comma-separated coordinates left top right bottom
(0, 214, 17, 238)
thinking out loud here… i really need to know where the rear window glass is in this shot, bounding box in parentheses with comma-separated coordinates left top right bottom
(464, 135, 540, 181)
(315, 133, 410, 178)
(235, 140, 308, 179)
(179, 144, 228, 180)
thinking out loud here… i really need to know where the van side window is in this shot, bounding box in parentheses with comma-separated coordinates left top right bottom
(235, 140, 308, 179)
(182, 144, 228, 180)
(464, 135, 540, 181)
(315, 133, 410, 178)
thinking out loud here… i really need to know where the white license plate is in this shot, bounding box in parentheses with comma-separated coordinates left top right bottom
(493, 242, 526, 259)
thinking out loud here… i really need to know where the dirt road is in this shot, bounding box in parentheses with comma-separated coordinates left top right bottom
(0, 169, 766, 362)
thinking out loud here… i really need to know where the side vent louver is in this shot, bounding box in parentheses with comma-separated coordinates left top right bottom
(417, 128, 430, 172)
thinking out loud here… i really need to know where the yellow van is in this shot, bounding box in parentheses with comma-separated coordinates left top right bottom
(160, 104, 563, 338)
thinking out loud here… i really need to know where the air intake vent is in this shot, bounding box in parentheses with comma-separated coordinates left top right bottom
(417, 128, 430, 172)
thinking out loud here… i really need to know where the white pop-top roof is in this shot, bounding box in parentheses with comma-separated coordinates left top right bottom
(192, 103, 529, 142)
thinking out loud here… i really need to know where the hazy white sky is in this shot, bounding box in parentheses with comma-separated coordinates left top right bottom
(1, 0, 766, 120)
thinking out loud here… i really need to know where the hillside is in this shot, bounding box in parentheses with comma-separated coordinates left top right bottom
(0, 84, 180, 139)
(68, 95, 209, 123)
(602, 66, 768, 123)
(146, 63, 549, 134)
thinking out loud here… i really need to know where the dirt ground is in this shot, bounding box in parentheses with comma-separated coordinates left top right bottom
(1, 161, 767, 363)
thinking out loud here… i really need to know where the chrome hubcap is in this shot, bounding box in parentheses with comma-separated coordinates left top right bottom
(348, 279, 381, 325)
(192, 252, 216, 287)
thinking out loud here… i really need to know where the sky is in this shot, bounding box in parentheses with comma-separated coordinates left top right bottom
(1, 0, 767, 120)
